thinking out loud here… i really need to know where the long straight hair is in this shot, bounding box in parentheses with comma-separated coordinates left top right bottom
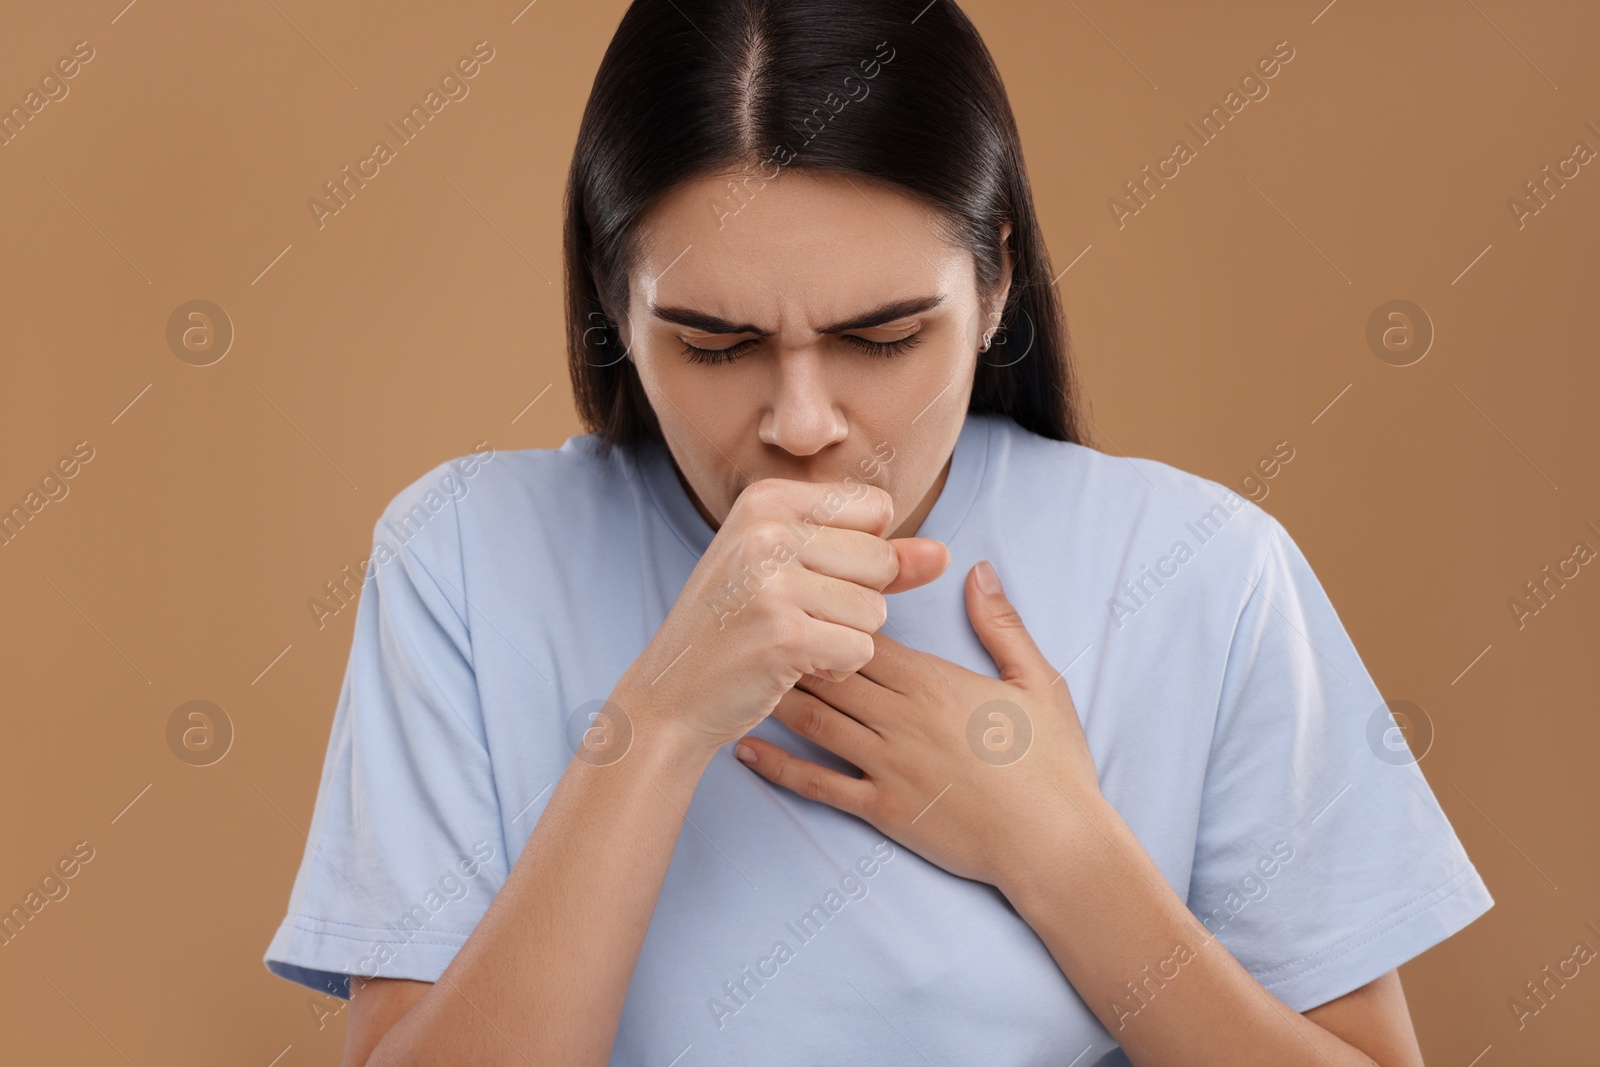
(563, 0, 1093, 457)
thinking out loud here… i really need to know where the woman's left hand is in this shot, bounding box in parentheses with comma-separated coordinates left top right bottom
(734, 559, 1103, 891)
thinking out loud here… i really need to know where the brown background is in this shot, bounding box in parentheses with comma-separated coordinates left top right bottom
(1, 0, 1596, 1063)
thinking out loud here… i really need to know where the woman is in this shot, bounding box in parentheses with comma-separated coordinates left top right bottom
(263, 2, 1492, 1064)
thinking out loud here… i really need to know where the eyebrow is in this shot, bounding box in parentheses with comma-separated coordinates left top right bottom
(648, 294, 944, 336)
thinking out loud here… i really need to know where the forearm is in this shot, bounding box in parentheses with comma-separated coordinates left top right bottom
(367, 678, 718, 1067)
(995, 786, 1376, 1067)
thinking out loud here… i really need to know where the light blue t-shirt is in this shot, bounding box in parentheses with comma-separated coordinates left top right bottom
(263, 411, 1493, 1065)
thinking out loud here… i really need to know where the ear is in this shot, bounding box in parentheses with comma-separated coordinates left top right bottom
(993, 221, 1015, 326)
(600, 295, 635, 358)
(595, 292, 630, 358)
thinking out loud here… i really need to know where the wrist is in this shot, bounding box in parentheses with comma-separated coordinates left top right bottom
(606, 675, 728, 771)
(991, 783, 1118, 912)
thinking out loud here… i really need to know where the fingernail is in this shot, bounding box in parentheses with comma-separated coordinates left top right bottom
(975, 560, 1001, 596)
(735, 743, 757, 764)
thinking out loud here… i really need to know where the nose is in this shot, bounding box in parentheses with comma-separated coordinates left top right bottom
(758, 347, 848, 457)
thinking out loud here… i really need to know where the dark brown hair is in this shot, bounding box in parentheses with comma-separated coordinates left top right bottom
(563, 0, 1093, 457)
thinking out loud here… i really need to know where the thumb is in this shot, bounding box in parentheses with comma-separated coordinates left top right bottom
(883, 537, 951, 594)
(966, 560, 1047, 686)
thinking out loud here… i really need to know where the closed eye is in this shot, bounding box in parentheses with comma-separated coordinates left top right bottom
(680, 332, 925, 366)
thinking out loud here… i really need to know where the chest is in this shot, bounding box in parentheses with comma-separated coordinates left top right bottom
(463, 542, 1228, 1063)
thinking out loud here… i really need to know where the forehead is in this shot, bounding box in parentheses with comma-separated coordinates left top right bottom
(631, 169, 972, 320)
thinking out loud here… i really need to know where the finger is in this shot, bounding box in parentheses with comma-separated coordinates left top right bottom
(735, 735, 876, 818)
(793, 668, 897, 733)
(965, 561, 1050, 687)
(782, 524, 947, 597)
(789, 613, 877, 682)
(789, 562, 890, 634)
(771, 685, 882, 763)
(734, 477, 896, 538)
(785, 523, 903, 591)
(848, 629, 943, 696)
(882, 537, 950, 595)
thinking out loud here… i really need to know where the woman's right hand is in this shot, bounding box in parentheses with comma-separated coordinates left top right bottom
(616, 477, 950, 754)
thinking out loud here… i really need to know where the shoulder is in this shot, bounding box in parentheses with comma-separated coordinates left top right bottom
(382, 432, 630, 517)
(370, 431, 628, 574)
(988, 413, 1283, 584)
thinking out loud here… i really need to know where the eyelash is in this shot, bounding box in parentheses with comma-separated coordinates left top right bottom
(680, 332, 926, 366)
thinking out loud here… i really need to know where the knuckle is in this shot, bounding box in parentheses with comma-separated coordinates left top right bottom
(768, 611, 809, 660)
(738, 478, 784, 514)
(859, 783, 883, 823)
(881, 540, 902, 583)
(992, 606, 1025, 630)
(796, 697, 828, 738)
(865, 589, 888, 629)
(871, 484, 895, 525)
(743, 519, 791, 559)
(848, 631, 877, 671)
(876, 489, 902, 531)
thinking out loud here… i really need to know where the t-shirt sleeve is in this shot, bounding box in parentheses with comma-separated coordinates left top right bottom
(1184, 511, 1494, 1013)
(262, 468, 510, 1000)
